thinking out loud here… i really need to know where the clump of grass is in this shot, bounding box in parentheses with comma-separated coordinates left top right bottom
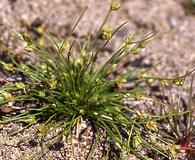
(0, 1, 190, 159)
(134, 67, 195, 158)
(155, 74, 195, 159)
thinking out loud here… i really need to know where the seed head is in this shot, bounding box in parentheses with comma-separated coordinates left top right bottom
(102, 31, 112, 40)
(133, 135, 142, 148)
(81, 50, 87, 57)
(102, 24, 112, 33)
(146, 121, 158, 131)
(22, 32, 31, 42)
(49, 75, 57, 89)
(16, 82, 25, 89)
(35, 26, 44, 35)
(108, 64, 117, 73)
(20, 64, 29, 71)
(37, 38, 45, 46)
(2, 62, 14, 72)
(111, 0, 121, 11)
(63, 41, 70, 51)
(160, 80, 169, 86)
(102, 24, 113, 40)
(124, 34, 134, 45)
(138, 40, 148, 48)
(39, 91, 46, 97)
(25, 44, 36, 52)
(15, 82, 26, 93)
(131, 47, 140, 55)
(173, 78, 184, 86)
(1, 91, 13, 101)
(137, 73, 147, 79)
(75, 58, 83, 66)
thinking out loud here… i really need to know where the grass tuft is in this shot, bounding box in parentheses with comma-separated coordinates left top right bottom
(1, 2, 194, 159)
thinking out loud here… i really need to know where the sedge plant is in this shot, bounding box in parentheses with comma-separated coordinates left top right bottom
(0, 1, 186, 159)
(156, 74, 195, 159)
(134, 68, 195, 159)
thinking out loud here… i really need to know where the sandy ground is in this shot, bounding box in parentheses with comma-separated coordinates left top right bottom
(0, 0, 195, 159)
